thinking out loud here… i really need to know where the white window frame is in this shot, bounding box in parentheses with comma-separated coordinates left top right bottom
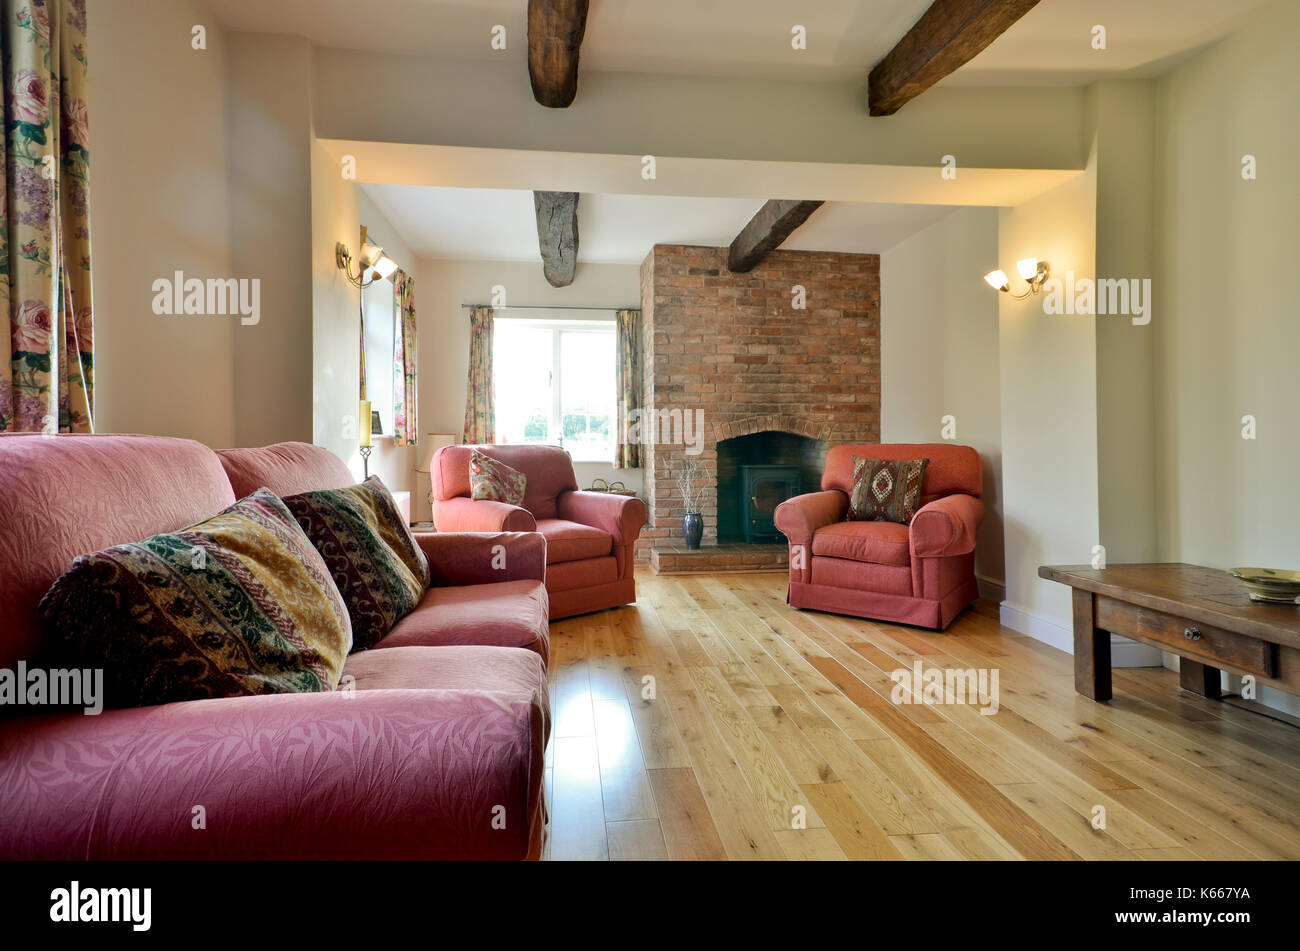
(493, 309, 617, 463)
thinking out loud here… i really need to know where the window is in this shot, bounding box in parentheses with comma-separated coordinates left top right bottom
(493, 315, 616, 462)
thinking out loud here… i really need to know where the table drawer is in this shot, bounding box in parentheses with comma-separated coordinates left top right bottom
(1095, 597, 1275, 677)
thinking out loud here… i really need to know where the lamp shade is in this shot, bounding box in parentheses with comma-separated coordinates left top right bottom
(416, 433, 458, 473)
(1016, 257, 1039, 281)
(984, 269, 1009, 292)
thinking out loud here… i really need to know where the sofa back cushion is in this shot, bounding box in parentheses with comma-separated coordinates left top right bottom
(433, 444, 578, 520)
(39, 489, 352, 708)
(823, 443, 981, 505)
(282, 477, 429, 652)
(217, 442, 355, 498)
(0, 434, 237, 670)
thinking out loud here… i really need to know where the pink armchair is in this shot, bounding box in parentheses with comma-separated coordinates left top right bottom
(773, 443, 984, 630)
(432, 444, 647, 620)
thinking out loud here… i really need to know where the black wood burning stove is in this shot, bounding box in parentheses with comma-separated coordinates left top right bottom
(740, 464, 800, 543)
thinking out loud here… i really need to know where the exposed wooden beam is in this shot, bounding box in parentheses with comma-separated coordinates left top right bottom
(726, 200, 824, 274)
(534, 191, 579, 287)
(527, 0, 590, 108)
(868, 0, 1041, 116)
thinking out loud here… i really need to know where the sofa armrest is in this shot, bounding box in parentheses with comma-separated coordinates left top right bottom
(556, 490, 647, 546)
(0, 688, 546, 861)
(910, 493, 984, 559)
(416, 531, 547, 586)
(434, 496, 537, 532)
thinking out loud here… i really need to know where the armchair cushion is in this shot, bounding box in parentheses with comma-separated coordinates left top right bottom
(910, 494, 984, 559)
(469, 449, 526, 506)
(375, 581, 549, 663)
(535, 518, 612, 564)
(811, 520, 910, 567)
(555, 490, 647, 547)
(848, 456, 929, 524)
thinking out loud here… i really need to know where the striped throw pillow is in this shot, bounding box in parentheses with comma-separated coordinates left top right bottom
(282, 476, 429, 651)
(39, 489, 353, 709)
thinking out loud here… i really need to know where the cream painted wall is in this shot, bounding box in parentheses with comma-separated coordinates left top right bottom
(310, 140, 362, 475)
(227, 33, 315, 449)
(881, 207, 1004, 589)
(312, 49, 1087, 171)
(1153, 0, 1300, 714)
(89, 0, 235, 447)
(412, 258, 643, 522)
(997, 164, 1099, 641)
(1090, 81, 1158, 566)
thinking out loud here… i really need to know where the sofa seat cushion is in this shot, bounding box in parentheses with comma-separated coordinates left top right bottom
(535, 518, 612, 564)
(811, 520, 911, 567)
(373, 580, 549, 663)
(811, 556, 913, 597)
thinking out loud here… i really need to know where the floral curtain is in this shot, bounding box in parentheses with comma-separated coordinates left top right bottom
(462, 305, 494, 444)
(391, 269, 417, 445)
(614, 307, 641, 468)
(1, 0, 93, 433)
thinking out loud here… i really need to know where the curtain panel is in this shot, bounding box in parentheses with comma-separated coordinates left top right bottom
(392, 269, 417, 445)
(461, 305, 494, 444)
(613, 307, 641, 468)
(1, 0, 94, 433)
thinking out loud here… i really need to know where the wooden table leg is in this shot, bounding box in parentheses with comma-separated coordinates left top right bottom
(1178, 658, 1222, 698)
(1071, 588, 1112, 701)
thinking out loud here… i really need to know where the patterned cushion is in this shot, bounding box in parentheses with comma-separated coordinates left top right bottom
(39, 489, 352, 709)
(849, 456, 930, 524)
(469, 449, 527, 506)
(282, 476, 430, 651)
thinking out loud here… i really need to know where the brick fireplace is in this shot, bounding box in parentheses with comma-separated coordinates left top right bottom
(635, 245, 881, 567)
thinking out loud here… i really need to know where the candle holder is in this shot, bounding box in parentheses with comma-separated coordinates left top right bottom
(359, 445, 372, 479)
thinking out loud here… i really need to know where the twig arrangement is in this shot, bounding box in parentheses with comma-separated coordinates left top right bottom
(677, 457, 704, 514)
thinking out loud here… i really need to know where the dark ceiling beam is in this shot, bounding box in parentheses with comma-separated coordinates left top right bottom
(726, 200, 824, 273)
(868, 0, 1041, 116)
(527, 0, 590, 108)
(534, 191, 579, 287)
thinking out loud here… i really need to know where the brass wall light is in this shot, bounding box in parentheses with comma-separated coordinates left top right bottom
(984, 258, 1050, 300)
(337, 239, 398, 289)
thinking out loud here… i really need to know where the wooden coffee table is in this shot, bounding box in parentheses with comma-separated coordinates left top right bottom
(1039, 563, 1300, 702)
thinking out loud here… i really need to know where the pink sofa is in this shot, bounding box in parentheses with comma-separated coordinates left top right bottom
(0, 434, 550, 860)
(432, 444, 647, 620)
(773, 443, 984, 630)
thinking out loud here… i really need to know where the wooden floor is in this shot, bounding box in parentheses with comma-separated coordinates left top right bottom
(541, 568, 1300, 860)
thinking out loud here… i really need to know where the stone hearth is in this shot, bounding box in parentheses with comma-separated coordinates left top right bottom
(635, 245, 881, 565)
(649, 541, 788, 574)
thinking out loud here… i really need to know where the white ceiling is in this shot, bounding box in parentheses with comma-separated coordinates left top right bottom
(208, 0, 1274, 85)
(360, 185, 958, 263)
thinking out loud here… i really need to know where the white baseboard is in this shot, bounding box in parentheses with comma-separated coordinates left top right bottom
(998, 600, 1162, 668)
(999, 600, 1072, 653)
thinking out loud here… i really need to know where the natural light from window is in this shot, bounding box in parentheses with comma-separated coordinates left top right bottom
(494, 316, 616, 462)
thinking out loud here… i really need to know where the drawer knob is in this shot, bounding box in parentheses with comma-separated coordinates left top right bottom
(1184, 626, 1203, 641)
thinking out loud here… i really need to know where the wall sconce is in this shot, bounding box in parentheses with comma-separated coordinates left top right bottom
(984, 258, 1050, 300)
(336, 241, 398, 288)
